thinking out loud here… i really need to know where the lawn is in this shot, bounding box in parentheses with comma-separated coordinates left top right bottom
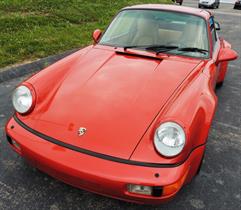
(0, 0, 171, 69)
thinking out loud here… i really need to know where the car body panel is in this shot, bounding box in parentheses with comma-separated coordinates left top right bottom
(123, 4, 211, 20)
(17, 47, 201, 160)
(6, 116, 205, 204)
(199, 0, 220, 8)
(130, 60, 217, 164)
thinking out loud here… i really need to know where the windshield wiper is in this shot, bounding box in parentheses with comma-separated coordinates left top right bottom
(123, 45, 179, 55)
(122, 45, 208, 56)
(123, 45, 150, 51)
(146, 45, 179, 55)
(177, 47, 208, 55)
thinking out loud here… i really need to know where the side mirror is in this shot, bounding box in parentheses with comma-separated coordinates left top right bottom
(217, 47, 238, 63)
(215, 22, 221, 31)
(92, 29, 102, 44)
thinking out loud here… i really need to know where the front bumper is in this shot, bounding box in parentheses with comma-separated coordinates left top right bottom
(199, 2, 215, 7)
(5, 116, 205, 204)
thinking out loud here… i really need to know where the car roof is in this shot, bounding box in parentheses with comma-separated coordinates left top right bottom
(122, 4, 212, 20)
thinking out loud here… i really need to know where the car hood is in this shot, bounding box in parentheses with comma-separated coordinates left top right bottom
(27, 47, 201, 160)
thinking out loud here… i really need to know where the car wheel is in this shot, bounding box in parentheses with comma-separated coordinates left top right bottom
(198, 4, 202, 8)
(196, 153, 205, 175)
(216, 81, 224, 88)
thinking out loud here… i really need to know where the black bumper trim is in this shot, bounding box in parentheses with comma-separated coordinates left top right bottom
(12, 115, 205, 168)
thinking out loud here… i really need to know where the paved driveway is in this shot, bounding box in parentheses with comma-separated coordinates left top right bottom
(0, 1, 240, 209)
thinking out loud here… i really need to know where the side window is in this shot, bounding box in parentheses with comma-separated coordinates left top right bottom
(209, 17, 217, 51)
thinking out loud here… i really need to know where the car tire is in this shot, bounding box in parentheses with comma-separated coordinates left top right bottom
(196, 153, 205, 175)
(216, 81, 224, 88)
(198, 4, 202, 8)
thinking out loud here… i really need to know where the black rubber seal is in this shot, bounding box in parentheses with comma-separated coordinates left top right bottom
(13, 115, 205, 168)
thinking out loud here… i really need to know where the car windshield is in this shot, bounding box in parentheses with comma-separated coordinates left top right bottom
(99, 9, 209, 58)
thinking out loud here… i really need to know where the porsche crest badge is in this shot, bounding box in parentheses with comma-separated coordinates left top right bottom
(78, 127, 87, 136)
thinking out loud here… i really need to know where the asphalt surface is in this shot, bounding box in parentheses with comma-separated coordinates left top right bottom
(0, 1, 241, 209)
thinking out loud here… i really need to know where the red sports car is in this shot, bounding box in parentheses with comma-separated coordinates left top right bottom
(5, 5, 238, 204)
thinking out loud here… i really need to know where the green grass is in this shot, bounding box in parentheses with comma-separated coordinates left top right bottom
(0, 0, 171, 68)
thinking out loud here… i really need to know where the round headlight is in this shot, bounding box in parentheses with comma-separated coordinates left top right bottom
(154, 122, 186, 157)
(12, 85, 33, 114)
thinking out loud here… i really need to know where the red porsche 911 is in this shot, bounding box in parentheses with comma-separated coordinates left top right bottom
(5, 4, 238, 204)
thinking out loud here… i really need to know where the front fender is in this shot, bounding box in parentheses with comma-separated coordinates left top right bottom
(130, 64, 217, 165)
(14, 46, 92, 127)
